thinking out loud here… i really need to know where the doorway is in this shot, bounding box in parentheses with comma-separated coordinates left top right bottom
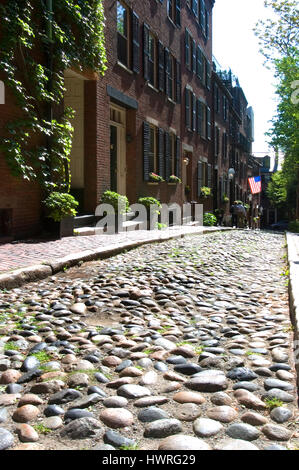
(109, 104, 126, 196)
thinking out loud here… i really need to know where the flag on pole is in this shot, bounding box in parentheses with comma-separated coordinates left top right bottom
(248, 176, 262, 194)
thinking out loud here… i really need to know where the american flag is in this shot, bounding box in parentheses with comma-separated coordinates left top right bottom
(248, 176, 262, 194)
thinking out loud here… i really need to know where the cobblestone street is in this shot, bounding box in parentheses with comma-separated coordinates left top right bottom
(0, 230, 298, 451)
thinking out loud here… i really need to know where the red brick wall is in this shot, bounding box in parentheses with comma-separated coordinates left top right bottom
(0, 74, 41, 239)
(93, 0, 215, 209)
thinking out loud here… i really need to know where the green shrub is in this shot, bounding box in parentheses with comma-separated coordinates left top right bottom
(138, 197, 162, 209)
(43, 192, 78, 222)
(203, 212, 217, 226)
(100, 191, 129, 214)
(288, 220, 299, 233)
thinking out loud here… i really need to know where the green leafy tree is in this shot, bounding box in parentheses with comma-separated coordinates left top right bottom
(255, 0, 299, 218)
(0, 1, 106, 194)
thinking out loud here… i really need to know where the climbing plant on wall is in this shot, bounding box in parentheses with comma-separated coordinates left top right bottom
(0, 0, 106, 193)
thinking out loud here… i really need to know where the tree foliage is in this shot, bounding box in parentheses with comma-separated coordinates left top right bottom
(0, 0, 107, 193)
(255, 0, 299, 218)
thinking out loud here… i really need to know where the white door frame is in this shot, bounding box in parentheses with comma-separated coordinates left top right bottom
(109, 104, 126, 196)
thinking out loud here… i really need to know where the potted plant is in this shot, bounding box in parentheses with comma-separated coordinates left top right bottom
(169, 175, 182, 184)
(149, 172, 164, 183)
(200, 187, 212, 199)
(138, 197, 162, 230)
(203, 212, 217, 227)
(98, 190, 130, 233)
(43, 192, 79, 238)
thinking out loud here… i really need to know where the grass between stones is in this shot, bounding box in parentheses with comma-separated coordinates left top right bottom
(264, 397, 285, 410)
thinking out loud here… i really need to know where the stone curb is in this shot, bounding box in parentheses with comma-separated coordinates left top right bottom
(286, 231, 299, 388)
(0, 226, 233, 290)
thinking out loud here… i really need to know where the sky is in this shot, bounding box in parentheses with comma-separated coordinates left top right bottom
(213, 0, 279, 162)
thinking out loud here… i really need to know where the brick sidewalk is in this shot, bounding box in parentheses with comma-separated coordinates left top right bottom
(0, 226, 232, 274)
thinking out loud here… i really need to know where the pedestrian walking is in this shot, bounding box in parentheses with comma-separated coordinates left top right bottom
(230, 201, 238, 228)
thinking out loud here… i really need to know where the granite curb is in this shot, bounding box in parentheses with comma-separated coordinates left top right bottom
(286, 231, 299, 388)
(0, 226, 233, 290)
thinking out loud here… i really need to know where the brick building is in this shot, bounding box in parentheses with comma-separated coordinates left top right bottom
(1, 0, 259, 240)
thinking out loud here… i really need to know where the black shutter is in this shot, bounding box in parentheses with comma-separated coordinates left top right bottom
(200, 0, 205, 32)
(196, 45, 203, 81)
(158, 41, 165, 92)
(208, 163, 212, 188)
(192, 93, 196, 132)
(206, 9, 210, 40)
(206, 62, 211, 90)
(176, 137, 181, 178)
(185, 29, 190, 69)
(197, 99, 203, 136)
(198, 161, 203, 196)
(207, 106, 211, 140)
(143, 24, 150, 81)
(192, 38, 196, 74)
(164, 48, 170, 96)
(176, 60, 181, 104)
(158, 128, 165, 179)
(167, 0, 173, 17)
(165, 132, 171, 181)
(132, 12, 140, 74)
(175, 0, 181, 26)
(143, 122, 150, 181)
(185, 88, 190, 129)
(192, 0, 198, 17)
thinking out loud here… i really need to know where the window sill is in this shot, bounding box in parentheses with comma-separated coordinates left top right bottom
(167, 97, 176, 105)
(147, 182, 159, 186)
(117, 61, 134, 75)
(147, 83, 159, 93)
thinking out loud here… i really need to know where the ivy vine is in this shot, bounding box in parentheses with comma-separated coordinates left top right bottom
(0, 0, 107, 193)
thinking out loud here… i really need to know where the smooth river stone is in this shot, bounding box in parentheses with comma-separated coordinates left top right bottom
(207, 406, 238, 423)
(143, 419, 182, 438)
(234, 389, 267, 410)
(186, 370, 228, 392)
(158, 435, 212, 450)
(117, 384, 152, 399)
(193, 418, 223, 437)
(175, 403, 201, 422)
(173, 391, 206, 404)
(100, 408, 134, 429)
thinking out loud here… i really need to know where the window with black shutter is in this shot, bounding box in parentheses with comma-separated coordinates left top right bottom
(148, 31, 157, 87)
(117, 1, 129, 67)
(205, 8, 210, 39)
(158, 41, 165, 92)
(168, 0, 181, 26)
(176, 60, 181, 104)
(185, 29, 191, 70)
(132, 12, 140, 73)
(143, 24, 150, 81)
(165, 48, 170, 97)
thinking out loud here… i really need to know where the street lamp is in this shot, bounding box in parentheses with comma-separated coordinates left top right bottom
(228, 168, 235, 180)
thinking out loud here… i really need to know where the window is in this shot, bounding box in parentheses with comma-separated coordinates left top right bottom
(117, 2, 129, 67)
(185, 88, 195, 131)
(167, 0, 181, 27)
(148, 32, 157, 87)
(215, 84, 220, 114)
(166, 53, 175, 100)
